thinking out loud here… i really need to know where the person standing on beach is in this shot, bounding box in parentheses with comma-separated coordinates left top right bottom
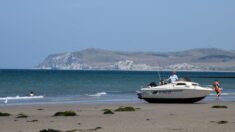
(168, 71, 178, 83)
(212, 80, 222, 97)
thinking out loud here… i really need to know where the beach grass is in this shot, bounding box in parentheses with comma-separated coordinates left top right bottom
(65, 129, 78, 132)
(27, 119, 38, 122)
(210, 120, 228, 124)
(0, 112, 11, 116)
(217, 120, 228, 124)
(102, 106, 137, 114)
(39, 127, 102, 132)
(39, 128, 63, 132)
(211, 105, 228, 109)
(114, 106, 136, 112)
(103, 109, 114, 114)
(53, 111, 77, 116)
(16, 113, 28, 118)
(87, 126, 102, 131)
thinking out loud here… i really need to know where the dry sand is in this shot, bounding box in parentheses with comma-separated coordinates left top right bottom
(0, 102, 235, 132)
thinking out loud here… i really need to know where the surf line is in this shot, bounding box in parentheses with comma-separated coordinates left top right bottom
(0, 96, 44, 104)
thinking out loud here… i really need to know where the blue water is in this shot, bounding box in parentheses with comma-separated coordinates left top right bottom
(0, 69, 235, 105)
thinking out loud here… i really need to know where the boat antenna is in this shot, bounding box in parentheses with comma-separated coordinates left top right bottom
(156, 60, 162, 81)
(157, 70, 161, 81)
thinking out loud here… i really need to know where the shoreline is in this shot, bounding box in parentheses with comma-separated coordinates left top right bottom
(1, 99, 235, 107)
(1, 93, 234, 106)
(1, 97, 234, 107)
(1, 102, 235, 132)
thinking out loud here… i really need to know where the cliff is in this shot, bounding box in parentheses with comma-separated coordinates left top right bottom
(36, 48, 235, 71)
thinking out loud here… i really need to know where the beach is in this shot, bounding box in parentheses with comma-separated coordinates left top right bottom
(0, 102, 235, 132)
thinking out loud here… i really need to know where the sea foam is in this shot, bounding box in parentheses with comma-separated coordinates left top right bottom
(85, 92, 107, 97)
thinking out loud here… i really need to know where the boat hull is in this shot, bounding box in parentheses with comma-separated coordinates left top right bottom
(142, 96, 206, 103)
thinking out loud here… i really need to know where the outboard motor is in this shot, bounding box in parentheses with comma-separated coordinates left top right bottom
(137, 91, 142, 99)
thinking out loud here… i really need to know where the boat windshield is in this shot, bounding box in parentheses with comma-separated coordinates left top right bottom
(192, 83, 198, 86)
(176, 83, 187, 86)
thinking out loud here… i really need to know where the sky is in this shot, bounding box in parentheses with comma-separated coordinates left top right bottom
(0, 0, 235, 68)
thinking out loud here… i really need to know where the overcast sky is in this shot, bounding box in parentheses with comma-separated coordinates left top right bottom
(0, 0, 235, 68)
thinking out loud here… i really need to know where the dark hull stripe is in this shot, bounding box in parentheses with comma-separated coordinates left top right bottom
(142, 96, 206, 103)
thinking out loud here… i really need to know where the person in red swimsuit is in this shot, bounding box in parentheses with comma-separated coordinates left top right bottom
(212, 80, 222, 97)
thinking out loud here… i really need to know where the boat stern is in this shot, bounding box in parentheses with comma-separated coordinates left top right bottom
(136, 91, 143, 99)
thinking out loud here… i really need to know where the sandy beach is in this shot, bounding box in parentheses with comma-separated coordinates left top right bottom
(0, 102, 235, 132)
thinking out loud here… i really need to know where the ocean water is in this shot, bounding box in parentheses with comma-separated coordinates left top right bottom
(0, 69, 235, 105)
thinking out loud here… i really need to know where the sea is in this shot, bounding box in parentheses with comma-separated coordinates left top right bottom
(0, 69, 235, 105)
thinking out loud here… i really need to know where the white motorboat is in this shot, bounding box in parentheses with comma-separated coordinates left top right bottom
(137, 80, 213, 103)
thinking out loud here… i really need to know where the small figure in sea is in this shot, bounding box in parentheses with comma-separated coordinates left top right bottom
(29, 91, 34, 97)
(168, 71, 178, 83)
(212, 80, 222, 97)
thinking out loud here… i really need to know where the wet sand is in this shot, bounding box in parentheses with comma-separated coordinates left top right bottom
(0, 102, 235, 132)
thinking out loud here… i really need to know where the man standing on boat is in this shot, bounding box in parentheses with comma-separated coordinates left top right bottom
(168, 71, 178, 83)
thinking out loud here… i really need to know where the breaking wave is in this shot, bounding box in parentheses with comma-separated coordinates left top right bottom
(85, 92, 107, 97)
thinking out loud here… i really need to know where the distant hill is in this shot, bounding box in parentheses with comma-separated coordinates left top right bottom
(36, 48, 235, 71)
